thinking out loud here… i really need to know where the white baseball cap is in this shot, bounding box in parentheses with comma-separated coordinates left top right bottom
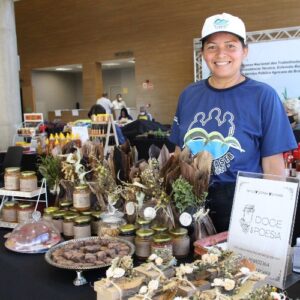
(201, 13, 246, 44)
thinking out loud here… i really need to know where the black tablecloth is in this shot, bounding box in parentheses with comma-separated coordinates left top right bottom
(0, 228, 101, 300)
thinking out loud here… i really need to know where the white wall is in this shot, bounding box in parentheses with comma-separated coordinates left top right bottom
(31, 71, 83, 120)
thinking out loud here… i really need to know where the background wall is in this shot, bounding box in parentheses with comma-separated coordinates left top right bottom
(31, 71, 83, 118)
(102, 67, 136, 108)
(15, 0, 300, 124)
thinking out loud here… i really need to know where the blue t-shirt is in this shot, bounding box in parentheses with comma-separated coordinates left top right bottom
(169, 78, 297, 184)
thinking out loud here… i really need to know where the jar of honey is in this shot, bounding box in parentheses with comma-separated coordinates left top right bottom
(74, 216, 91, 239)
(4, 167, 20, 190)
(151, 233, 173, 258)
(43, 206, 59, 222)
(169, 227, 190, 258)
(73, 185, 90, 211)
(119, 224, 136, 244)
(59, 200, 72, 211)
(135, 229, 154, 260)
(2, 201, 17, 222)
(52, 210, 66, 233)
(91, 211, 101, 235)
(17, 203, 34, 223)
(20, 171, 38, 192)
(63, 213, 79, 239)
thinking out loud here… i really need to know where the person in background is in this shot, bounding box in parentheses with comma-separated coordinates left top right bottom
(169, 12, 297, 233)
(88, 104, 126, 144)
(118, 107, 133, 122)
(96, 93, 113, 115)
(112, 93, 127, 110)
(137, 105, 152, 121)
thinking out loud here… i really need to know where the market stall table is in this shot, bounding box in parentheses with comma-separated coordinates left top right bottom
(1, 227, 300, 299)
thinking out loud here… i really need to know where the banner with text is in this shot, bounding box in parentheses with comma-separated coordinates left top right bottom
(228, 172, 299, 289)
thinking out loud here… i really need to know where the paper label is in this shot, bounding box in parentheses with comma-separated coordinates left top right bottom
(179, 212, 192, 227)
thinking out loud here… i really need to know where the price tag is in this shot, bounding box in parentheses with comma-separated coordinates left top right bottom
(179, 212, 192, 227)
(126, 202, 135, 216)
(143, 207, 156, 220)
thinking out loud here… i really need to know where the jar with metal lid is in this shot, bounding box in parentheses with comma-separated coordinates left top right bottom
(43, 206, 59, 222)
(169, 227, 190, 258)
(151, 233, 173, 258)
(73, 216, 91, 239)
(63, 213, 79, 239)
(91, 211, 101, 235)
(99, 215, 126, 237)
(59, 200, 72, 211)
(2, 201, 17, 222)
(81, 210, 92, 217)
(136, 218, 151, 229)
(20, 171, 38, 192)
(73, 185, 91, 212)
(17, 203, 34, 223)
(135, 229, 154, 260)
(52, 210, 66, 233)
(4, 167, 20, 190)
(151, 224, 168, 233)
(119, 224, 136, 244)
(69, 206, 78, 213)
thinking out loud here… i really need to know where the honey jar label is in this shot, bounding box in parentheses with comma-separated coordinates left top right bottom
(20, 179, 37, 192)
(17, 210, 33, 224)
(4, 176, 20, 190)
(2, 208, 17, 223)
(73, 194, 90, 208)
(74, 225, 91, 239)
(63, 222, 74, 237)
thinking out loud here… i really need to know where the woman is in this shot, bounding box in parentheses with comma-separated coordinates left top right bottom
(118, 107, 133, 122)
(169, 13, 297, 232)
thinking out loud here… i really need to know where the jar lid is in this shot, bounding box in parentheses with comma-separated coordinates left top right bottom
(59, 200, 72, 207)
(4, 201, 16, 208)
(153, 233, 171, 243)
(52, 210, 66, 218)
(151, 225, 168, 232)
(169, 227, 188, 236)
(44, 206, 59, 214)
(21, 171, 36, 177)
(74, 184, 88, 190)
(64, 213, 79, 221)
(137, 218, 151, 225)
(81, 211, 92, 216)
(91, 211, 102, 219)
(69, 206, 78, 213)
(18, 203, 33, 209)
(74, 216, 91, 224)
(136, 229, 154, 237)
(120, 224, 136, 233)
(5, 167, 20, 173)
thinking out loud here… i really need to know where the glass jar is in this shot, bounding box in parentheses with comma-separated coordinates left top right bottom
(135, 229, 154, 260)
(2, 201, 17, 222)
(119, 224, 136, 244)
(17, 203, 34, 223)
(59, 200, 72, 211)
(151, 224, 168, 234)
(43, 206, 59, 222)
(52, 210, 66, 233)
(136, 218, 151, 229)
(151, 233, 173, 258)
(99, 215, 126, 237)
(73, 185, 91, 212)
(81, 210, 92, 217)
(63, 213, 79, 239)
(20, 171, 38, 192)
(73, 216, 91, 239)
(91, 211, 101, 235)
(169, 227, 190, 258)
(4, 167, 20, 190)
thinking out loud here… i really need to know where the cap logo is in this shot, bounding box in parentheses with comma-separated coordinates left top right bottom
(213, 18, 229, 29)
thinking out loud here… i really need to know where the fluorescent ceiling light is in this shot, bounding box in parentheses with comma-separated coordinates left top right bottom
(56, 67, 72, 71)
(102, 63, 120, 67)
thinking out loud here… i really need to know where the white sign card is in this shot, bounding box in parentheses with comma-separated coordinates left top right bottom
(228, 172, 299, 289)
(72, 109, 79, 116)
(54, 110, 62, 117)
(71, 126, 89, 144)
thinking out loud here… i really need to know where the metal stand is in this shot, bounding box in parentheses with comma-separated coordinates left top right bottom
(73, 271, 87, 286)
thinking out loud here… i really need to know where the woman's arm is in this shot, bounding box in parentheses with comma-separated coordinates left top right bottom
(262, 153, 285, 176)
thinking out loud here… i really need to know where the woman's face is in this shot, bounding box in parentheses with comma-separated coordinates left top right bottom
(202, 32, 248, 81)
